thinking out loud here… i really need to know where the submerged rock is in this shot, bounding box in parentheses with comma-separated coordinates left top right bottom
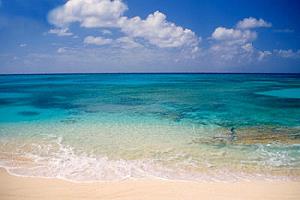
(235, 126, 300, 145)
(18, 111, 40, 116)
(60, 118, 77, 124)
(191, 126, 300, 146)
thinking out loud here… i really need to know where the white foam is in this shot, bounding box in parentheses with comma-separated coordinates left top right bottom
(0, 126, 300, 183)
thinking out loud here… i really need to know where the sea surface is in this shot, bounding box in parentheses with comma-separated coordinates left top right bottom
(0, 73, 300, 182)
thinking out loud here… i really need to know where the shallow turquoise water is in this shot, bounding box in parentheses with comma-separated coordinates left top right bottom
(257, 88, 300, 99)
(0, 74, 300, 181)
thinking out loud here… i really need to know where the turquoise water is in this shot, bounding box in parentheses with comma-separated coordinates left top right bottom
(257, 88, 300, 99)
(0, 74, 300, 181)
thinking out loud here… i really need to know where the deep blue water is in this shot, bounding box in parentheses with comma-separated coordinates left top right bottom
(1, 73, 300, 126)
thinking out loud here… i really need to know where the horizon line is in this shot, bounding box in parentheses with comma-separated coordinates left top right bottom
(1, 72, 300, 76)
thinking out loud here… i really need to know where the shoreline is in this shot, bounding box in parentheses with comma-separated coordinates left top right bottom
(2, 165, 300, 184)
(1, 168, 300, 200)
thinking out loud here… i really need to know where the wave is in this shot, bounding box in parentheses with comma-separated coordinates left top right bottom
(0, 134, 299, 183)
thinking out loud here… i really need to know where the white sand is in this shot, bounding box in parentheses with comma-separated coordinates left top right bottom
(0, 168, 300, 200)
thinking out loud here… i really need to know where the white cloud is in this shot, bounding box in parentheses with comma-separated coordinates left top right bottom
(19, 44, 27, 48)
(208, 16, 273, 65)
(48, 28, 73, 36)
(115, 37, 143, 49)
(48, 0, 200, 53)
(18, 45, 188, 72)
(48, 1, 293, 68)
(242, 43, 254, 52)
(57, 47, 80, 54)
(101, 29, 112, 35)
(258, 50, 272, 61)
(119, 11, 200, 49)
(83, 35, 142, 48)
(210, 27, 257, 63)
(209, 17, 271, 64)
(211, 27, 256, 44)
(209, 42, 254, 63)
(84, 36, 113, 46)
(48, 0, 127, 28)
(274, 49, 300, 58)
(57, 47, 66, 53)
(236, 17, 271, 29)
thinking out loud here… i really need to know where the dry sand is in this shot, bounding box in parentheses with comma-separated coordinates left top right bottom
(0, 168, 299, 200)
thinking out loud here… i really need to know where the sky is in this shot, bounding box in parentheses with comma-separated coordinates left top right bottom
(0, 0, 300, 73)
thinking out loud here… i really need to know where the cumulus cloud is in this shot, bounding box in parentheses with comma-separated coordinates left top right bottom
(209, 17, 272, 64)
(211, 27, 257, 44)
(210, 27, 256, 63)
(84, 36, 113, 46)
(209, 43, 254, 63)
(48, 0, 200, 53)
(119, 11, 200, 49)
(115, 37, 143, 49)
(236, 17, 272, 29)
(48, 28, 73, 36)
(48, 0, 127, 28)
(274, 49, 300, 58)
(48, 1, 290, 68)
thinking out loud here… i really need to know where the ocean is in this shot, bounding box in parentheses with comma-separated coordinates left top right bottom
(0, 73, 299, 182)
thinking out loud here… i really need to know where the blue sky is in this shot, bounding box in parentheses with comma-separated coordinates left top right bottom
(0, 0, 300, 73)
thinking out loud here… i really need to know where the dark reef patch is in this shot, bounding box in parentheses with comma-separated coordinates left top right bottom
(0, 99, 15, 106)
(18, 111, 40, 116)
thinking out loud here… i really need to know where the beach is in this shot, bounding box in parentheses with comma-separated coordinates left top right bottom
(0, 74, 300, 199)
(0, 168, 299, 200)
(2, 0, 300, 198)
